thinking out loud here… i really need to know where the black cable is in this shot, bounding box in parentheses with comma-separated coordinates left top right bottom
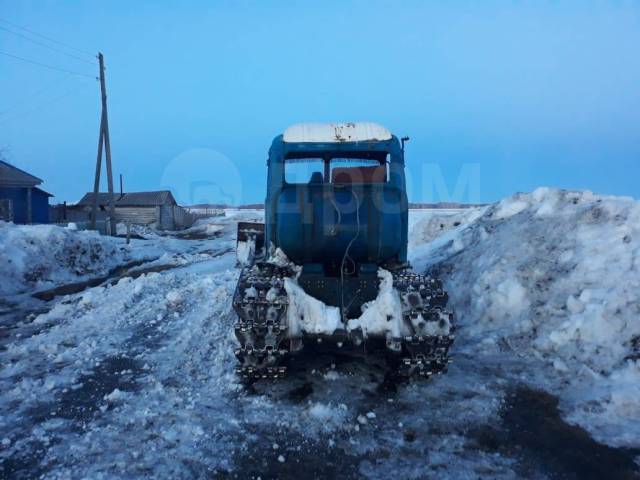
(0, 17, 95, 58)
(0, 50, 96, 79)
(340, 189, 361, 320)
(0, 80, 93, 125)
(0, 77, 67, 116)
(0, 25, 96, 65)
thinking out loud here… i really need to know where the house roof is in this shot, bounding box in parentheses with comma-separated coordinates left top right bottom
(76, 190, 177, 207)
(0, 160, 43, 187)
(34, 187, 53, 197)
(76, 192, 118, 206)
(116, 191, 177, 206)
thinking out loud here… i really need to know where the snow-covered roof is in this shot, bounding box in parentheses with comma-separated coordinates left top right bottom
(283, 123, 392, 143)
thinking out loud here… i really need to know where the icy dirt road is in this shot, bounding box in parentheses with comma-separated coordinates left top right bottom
(1, 199, 639, 479)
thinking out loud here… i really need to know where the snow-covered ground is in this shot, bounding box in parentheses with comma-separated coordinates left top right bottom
(0, 192, 638, 479)
(0, 216, 233, 299)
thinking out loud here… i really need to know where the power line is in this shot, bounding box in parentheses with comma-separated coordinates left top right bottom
(0, 76, 68, 116)
(0, 25, 96, 65)
(0, 50, 96, 79)
(0, 79, 93, 125)
(0, 17, 95, 58)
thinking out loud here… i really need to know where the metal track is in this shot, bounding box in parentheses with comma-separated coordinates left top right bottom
(391, 271, 455, 378)
(232, 263, 292, 380)
(232, 265, 455, 380)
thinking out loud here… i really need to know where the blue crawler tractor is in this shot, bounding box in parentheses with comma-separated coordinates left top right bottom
(233, 123, 454, 379)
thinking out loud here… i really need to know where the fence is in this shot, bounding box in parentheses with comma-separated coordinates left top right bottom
(50, 204, 197, 232)
(50, 219, 112, 235)
(185, 207, 225, 217)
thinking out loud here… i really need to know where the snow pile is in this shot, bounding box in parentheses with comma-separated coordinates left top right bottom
(0, 222, 132, 296)
(236, 237, 255, 266)
(285, 278, 342, 335)
(204, 223, 224, 235)
(178, 217, 225, 237)
(304, 402, 350, 432)
(266, 246, 298, 269)
(408, 207, 484, 252)
(410, 187, 640, 447)
(346, 269, 405, 338)
(115, 222, 156, 237)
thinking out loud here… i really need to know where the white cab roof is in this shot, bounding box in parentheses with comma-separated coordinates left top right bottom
(283, 122, 392, 143)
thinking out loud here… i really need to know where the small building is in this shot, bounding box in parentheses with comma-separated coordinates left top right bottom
(72, 190, 194, 230)
(0, 160, 53, 224)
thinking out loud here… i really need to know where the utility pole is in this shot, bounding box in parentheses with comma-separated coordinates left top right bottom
(91, 52, 116, 235)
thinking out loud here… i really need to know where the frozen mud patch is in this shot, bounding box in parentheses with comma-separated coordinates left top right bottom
(472, 386, 640, 480)
(411, 188, 640, 448)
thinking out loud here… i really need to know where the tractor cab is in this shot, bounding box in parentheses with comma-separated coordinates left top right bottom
(265, 123, 409, 273)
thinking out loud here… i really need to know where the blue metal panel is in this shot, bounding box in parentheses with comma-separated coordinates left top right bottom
(0, 187, 50, 224)
(0, 187, 26, 223)
(275, 184, 403, 265)
(31, 188, 50, 223)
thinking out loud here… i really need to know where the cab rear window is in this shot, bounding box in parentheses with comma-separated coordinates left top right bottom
(284, 153, 389, 184)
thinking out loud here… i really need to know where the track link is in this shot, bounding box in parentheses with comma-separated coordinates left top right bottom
(391, 271, 455, 378)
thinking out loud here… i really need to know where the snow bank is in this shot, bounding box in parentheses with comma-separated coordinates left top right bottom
(410, 187, 640, 447)
(0, 222, 132, 296)
(285, 278, 342, 335)
(409, 208, 484, 250)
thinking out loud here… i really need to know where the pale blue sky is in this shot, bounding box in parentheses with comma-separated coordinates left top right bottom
(1, 1, 639, 205)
